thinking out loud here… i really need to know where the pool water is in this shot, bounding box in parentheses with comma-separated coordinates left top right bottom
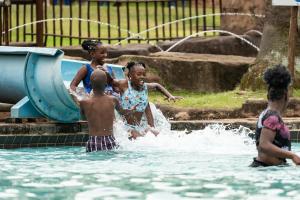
(1, 125, 300, 200)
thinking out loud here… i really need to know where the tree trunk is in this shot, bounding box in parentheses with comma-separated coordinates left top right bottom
(240, 0, 300, 90)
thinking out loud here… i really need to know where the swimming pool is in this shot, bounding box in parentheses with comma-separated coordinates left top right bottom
(1, 125, 300, 200)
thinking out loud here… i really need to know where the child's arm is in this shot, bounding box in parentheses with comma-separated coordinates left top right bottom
(69, 89, 80, 106)
(146, 83, 182, 102)
(70, 66, 87, 91)
(69, 89, 85, 116)
(113, 96, 125, 115)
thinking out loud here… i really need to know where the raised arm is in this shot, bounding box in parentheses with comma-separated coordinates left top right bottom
(259, 128, 300, 165)
(146, 82, 182, 102)
(70, 66, 87, 91)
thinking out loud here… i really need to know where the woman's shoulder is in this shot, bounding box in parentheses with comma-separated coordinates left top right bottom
(262, 110, 282, 131)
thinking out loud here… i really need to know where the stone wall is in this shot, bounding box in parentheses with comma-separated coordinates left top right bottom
(221, 0, 266, 34)
(109, 52, 255, 92)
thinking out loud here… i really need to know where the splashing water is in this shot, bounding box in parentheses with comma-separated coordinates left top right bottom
(3, 13, 263, 52)
(1, 17, 164, 51)
(166, 30, 260, 52)
(114, 12, 265, 45)
(113, 103, 255, 155)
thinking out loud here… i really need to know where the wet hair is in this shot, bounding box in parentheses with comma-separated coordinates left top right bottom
(263, 64, 291, 101)
(81, 40, 102, 52)
(90, 69, 107, 92)
(126, 61, 146, 73)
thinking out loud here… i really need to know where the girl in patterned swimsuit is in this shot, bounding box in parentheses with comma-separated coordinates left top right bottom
(112, 61, 181, 139)
(250, 64, 300, 167)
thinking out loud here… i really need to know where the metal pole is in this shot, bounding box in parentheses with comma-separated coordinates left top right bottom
(36, 0, 43, 47)
(3, 0, 10, 45)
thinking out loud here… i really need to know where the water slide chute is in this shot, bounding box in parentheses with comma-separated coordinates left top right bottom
(0, 46, 124, 122)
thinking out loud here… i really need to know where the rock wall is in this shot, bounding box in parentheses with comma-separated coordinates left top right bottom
(108, 52, 255, 92)
(221, 0, 266, 34)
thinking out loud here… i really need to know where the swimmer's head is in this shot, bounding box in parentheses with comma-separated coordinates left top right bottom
(264, 64, 291, 101)
(82, 40, 107, 64)
(90, 69, 107, 92)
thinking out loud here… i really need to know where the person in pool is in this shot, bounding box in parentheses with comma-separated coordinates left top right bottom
(111, 61, 181, 139)
(70, 69, 123, 152)
(250, 64, 300, 167)
(70, 39, 117, 96)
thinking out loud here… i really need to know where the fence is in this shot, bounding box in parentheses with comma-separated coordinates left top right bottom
(1, 0, 222, 47)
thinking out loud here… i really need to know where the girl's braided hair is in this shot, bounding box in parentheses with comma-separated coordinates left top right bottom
(81, 40, 102, 52)
(126, 61, 146, 72)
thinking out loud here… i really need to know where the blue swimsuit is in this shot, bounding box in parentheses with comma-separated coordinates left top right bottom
(120, 81, 148, 112)
(82, 64, 94, 94)
(82, 64, 118, 96)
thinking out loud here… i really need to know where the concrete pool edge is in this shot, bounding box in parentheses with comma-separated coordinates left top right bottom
(1, 118, 300, 148)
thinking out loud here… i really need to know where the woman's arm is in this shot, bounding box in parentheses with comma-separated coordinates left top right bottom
(146, 83, 182, 102)
(259, 128, 300, 164)
(70, 66, 87, 91)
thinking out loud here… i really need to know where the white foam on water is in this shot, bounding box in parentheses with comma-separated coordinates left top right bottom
(113, 103, 256, 155)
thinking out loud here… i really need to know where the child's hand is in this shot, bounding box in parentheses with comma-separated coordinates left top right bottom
(145, 127, 160, 136)
(96, 65, 107, 72)
(165, 96, 183, 102)
(129, 130, 141, 140)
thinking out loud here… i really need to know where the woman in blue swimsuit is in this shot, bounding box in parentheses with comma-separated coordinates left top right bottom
(112, 61, 181, 139)
(70, 40, 117, 96)
(250, 64, 300, 167)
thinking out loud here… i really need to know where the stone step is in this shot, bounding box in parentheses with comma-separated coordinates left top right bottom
(1, 119, 300, 148)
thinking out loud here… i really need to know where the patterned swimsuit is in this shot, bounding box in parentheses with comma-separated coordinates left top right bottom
(86, 135, 118, 152)
(120, 81, 148, 112)
(250, 109, 291, 167)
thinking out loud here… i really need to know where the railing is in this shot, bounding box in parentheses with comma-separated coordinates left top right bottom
(2, 0, 222, 47)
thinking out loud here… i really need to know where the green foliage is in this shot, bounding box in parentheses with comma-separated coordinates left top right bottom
(150, 89, 300, 109)
(149, 89, 266, 109)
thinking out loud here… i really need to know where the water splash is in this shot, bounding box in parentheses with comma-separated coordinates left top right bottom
(1, 17, 164, 51)
(250, 30, 263, 36)
(166, 30, 260, 52)
(113, 103, 255, 154)
(115, 12, 265, 45)
(1, 17, 138, 39)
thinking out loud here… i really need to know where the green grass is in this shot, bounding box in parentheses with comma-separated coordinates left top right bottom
(149, 89, 296, 109)
(9, 1, 221, 47)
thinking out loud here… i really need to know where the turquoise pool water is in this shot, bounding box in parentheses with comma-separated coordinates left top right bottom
(1, 125, 300, 200)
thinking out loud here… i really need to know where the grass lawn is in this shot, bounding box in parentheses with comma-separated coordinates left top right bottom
(149, 89, 300, 109)
(9, 1, 221, 47)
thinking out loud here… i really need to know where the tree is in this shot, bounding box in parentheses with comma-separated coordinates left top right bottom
(240, 0, 300, 90)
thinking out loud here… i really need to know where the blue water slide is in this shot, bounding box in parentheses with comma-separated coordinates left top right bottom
(0, 46, 125, 123)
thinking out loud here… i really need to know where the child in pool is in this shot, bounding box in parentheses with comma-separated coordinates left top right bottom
(111, 61, 182, 139)
(70, 69, 123, 152)
(70, 40, 117, 96)
(250, 64, 300, 167)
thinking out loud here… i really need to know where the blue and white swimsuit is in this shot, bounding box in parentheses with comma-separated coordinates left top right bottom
(120, 81, 148, 112)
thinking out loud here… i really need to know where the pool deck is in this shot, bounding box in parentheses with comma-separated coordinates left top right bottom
(1, 118, 300, 148)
